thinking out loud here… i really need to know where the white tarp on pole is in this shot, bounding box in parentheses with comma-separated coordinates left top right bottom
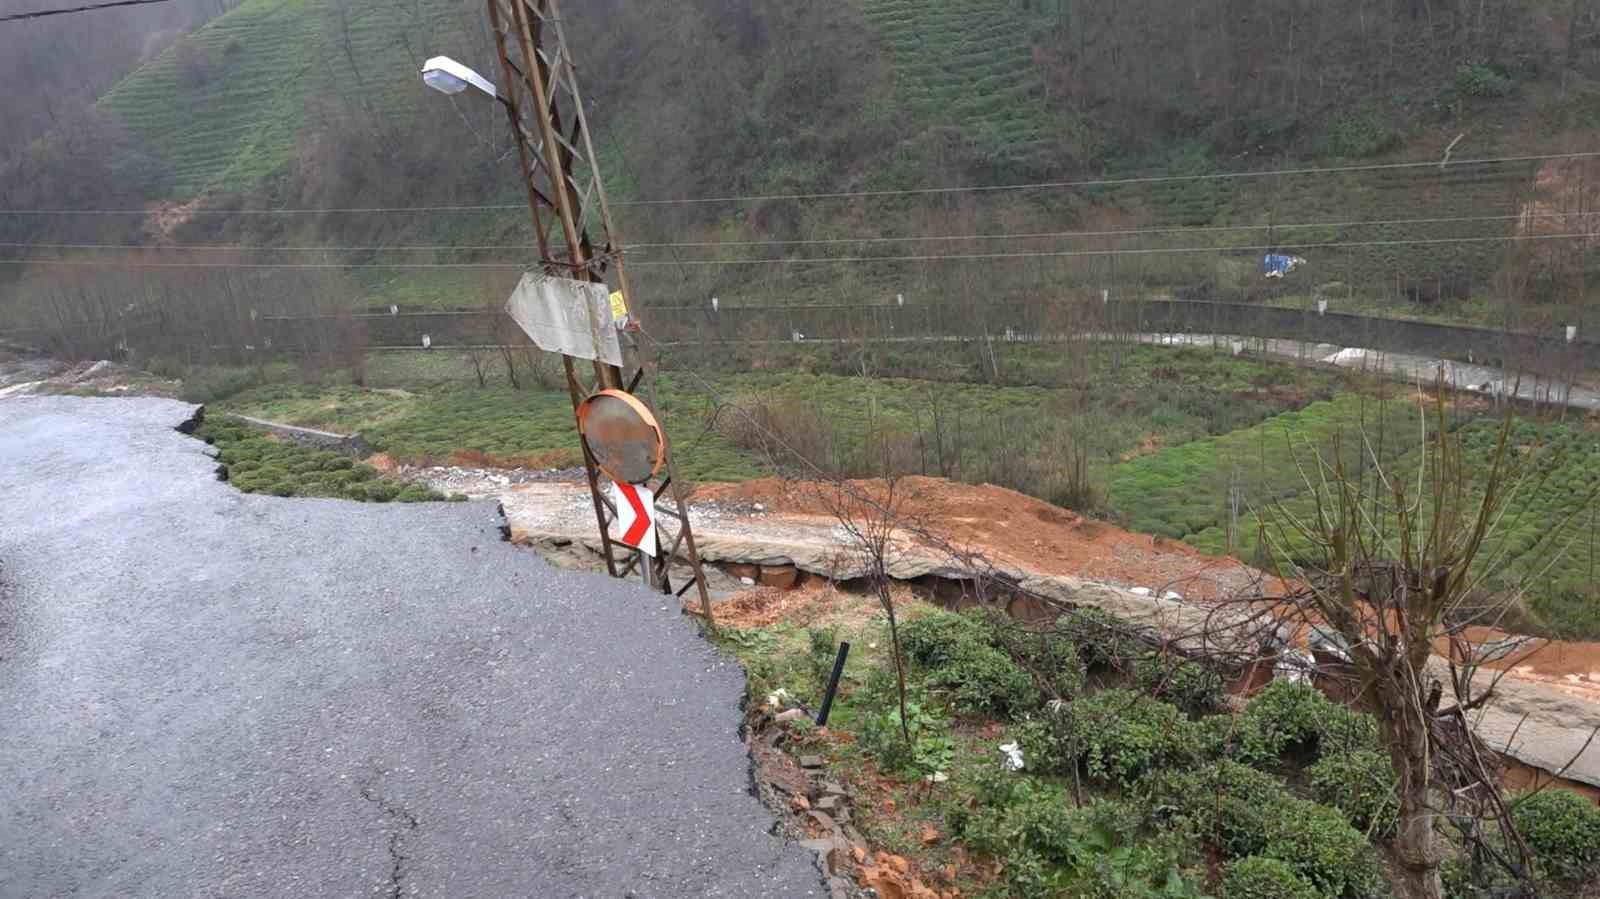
(504, 272, 622, 366)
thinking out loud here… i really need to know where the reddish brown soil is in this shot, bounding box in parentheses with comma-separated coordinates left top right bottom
(694, 476, 1277, 600)
(695, 475, 1600, 702)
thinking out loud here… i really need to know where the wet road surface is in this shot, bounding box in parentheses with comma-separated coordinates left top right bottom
(0, 397, 821, 898)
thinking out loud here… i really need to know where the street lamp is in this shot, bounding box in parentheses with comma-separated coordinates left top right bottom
(420, 56, 497, 100)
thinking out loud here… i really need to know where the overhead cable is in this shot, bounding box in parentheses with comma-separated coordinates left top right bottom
(0, 232, 1590, 269)
(2, 151, 1595, 215)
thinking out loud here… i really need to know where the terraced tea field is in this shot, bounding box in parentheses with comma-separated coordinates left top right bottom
(96, 0, 458, 198)
(861, 0, 1071, 179)
(1110, 393, 1600, 635)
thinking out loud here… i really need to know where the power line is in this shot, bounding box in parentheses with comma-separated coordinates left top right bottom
(0, 0, 170, 22)
(1, 212, 1592, 254)
(0, 232, 1589, 270)
(2, 151, 1594, 216)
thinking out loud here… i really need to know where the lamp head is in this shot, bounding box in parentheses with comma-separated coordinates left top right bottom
(420, 56, 497, 99)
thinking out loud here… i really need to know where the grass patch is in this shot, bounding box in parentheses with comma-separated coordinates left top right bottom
(216, 342, 1345, 499)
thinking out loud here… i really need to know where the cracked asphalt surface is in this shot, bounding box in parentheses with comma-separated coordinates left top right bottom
(0, 397, 823, 898)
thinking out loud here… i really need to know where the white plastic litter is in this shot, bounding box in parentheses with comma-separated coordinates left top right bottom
(1163, 591, 1183, 602)
(765, 688, 792, 709)
(1130, 587, 1152, 596)
(925, 770, 949, 784)
(1276, 649, 1317, 685)
(999, 741, 1025, 771)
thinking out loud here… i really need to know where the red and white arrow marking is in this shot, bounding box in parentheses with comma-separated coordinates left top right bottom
(609, 481, 656, 557)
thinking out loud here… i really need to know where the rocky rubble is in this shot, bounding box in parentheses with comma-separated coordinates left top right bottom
(403, 464, 587, 497)
(752, 710, 961, 899)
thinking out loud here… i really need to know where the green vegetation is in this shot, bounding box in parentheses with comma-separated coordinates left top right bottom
(719, 604, 1438, 898)
(1225, 856, 1323, 899)
(94, 0, 457, 198)
(8, 0, 1597, 345)
(1512, 789, 1600, 883)
(1108, 389, 1600, 638)
(215, 376, 766, 481)
(206, 341, 1343, 493)
(1109, 391, 1424, 547)
(1133, 651, 1226, 717)
(196, 415, 449, 502)
(859, 0, 1087, 183)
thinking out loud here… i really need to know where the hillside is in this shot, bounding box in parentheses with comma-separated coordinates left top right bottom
(3, 0, 1599, 332)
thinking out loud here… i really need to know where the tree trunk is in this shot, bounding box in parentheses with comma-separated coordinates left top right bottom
(878, 573, 912, 744)
(1379, 682, 1445, 899)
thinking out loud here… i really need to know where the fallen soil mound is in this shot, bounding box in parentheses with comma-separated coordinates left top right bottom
(692, 476, 1274, 601)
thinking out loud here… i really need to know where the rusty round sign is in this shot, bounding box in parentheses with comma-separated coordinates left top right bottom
(575, 389, 664, 484)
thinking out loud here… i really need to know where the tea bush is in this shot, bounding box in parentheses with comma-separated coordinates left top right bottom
(1144, 760, 1290, 857)
(198, 417, 447, 503)
(1308, 749, 1400, 838)
(1235, 680, 1380, 767)
(1039, 689, 1197, 786)
(1512, 789, 1600, 882)
(1259, 798, 1384, 898)
(1224, 856, 1322, 899)
(1057, 606, 1140, 672)
(1134, 652, 1226, 716)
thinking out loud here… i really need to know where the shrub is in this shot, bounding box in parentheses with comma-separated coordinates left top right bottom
(1319, 704, 1381, 755)
(1134, 652, 1226, 716)
(1144, 760, 1290, 858)
(181, 366, 263, 404)
(1046, 689, 1193, 786)
(1317, 101, 1397, 159)
(1260, 798, 1384, 898)
(1308, 749, 1399, 837)
(1006, 623, 1088, 700)
(900, 609, 1044, 718)
(396, 486, 439, 503)
(1512, 789, 1600, 881)
(900, 608, 997, 667)
(254, 464, 289, 484)
(953, 780, 1181, 899)
(1236, 680, 1347, 765)
(269, 481, 295, 498)
(856, 682, 953, 778)
(1224, 856, 1321, 899)
(928, 642, 1040, 718)
(1455, 63, 1516, 98)
(1057, 607, 1139, 672)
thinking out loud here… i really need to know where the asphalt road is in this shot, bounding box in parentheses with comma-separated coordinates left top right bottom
(0, 396, 822, 898)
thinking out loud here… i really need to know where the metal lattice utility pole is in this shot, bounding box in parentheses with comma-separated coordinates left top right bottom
(484, 0, 712, 619)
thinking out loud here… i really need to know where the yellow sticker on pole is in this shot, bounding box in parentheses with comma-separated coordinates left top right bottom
(609, 289, 628, 321)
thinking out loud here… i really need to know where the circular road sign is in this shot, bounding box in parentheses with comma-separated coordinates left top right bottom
(575, 389, 664, 485)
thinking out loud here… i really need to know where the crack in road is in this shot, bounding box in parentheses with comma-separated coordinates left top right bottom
(360, 786, 419, 899)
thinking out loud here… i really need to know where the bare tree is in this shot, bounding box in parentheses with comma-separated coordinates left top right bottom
(1252, 391, 1598, 899)
(814, 477, 916, 743)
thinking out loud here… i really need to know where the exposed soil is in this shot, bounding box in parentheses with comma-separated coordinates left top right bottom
(692, 476, 1276, 601)
(690, 477, 1600, 701)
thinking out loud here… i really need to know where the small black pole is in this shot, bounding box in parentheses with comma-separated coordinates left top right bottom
(815, 641, 850, 727)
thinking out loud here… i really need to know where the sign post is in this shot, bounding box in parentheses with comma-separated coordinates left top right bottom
(610, 482, 656, 557)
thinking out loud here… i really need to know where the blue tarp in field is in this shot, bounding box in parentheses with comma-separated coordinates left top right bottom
(1263, 253, 1305, 278)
